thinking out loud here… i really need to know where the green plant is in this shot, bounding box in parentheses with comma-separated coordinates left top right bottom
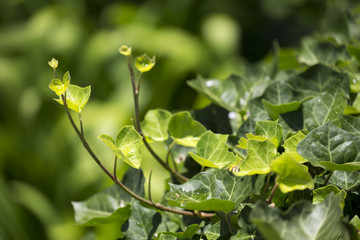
(49, 10, 360, 239)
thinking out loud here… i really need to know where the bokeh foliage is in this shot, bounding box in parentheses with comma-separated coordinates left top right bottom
(0, 0, 357, 239)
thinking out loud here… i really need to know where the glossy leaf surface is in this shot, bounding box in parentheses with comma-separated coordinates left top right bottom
(166, 169, 253, 212)
(141, 109, 172, 141)
(55, 84, 91, 113)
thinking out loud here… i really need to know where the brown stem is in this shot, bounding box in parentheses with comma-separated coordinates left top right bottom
(148, 169, 153, 203)
(266, 183, 278, 204)
(323, 171, 334, 186)
(62, 95, 212, 218)
(125, 56, 188, 183)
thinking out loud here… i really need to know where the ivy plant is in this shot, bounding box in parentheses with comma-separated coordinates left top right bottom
(49, 11, 360, 240)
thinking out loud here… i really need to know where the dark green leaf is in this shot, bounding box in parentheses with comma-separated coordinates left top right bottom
(187, 74, 269, 112)
(204, 221, 221, 240)
(329, 170, 360, 190)
(156, 224, 201, 239)
(303, 86, 347, 131)
(297, 121, 360, 170)
(251, 194, 346, 240)
(165, 169, 253, 212)
(125, 201, 160, 240)
(339, 114, 360, 135)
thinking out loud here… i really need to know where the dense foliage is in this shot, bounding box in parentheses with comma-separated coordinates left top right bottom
(48, 4, 360, 239)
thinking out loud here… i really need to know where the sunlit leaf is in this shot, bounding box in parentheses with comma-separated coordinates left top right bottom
(251, 194, 346, 240)
(48, 58, 58, 69)
(297, 121, 360, 171)
(313, 185, 346, 209)
(135, 54, 156, 72)
(234, 139, 277, 176)
(283, 131, 306, 163)
(55, 84, 91, 113)
(255, 120, 283, 148)
(168, 111, 206, 147)
(271, 153, 313, 193)
(189, 131, 240, 168)
(165, 169, 253, 212)
(141, 109, 172, 141)
(98, 125, 142, 168)
(49, 78, 66, 96)
(303, 86, 347, 131)
(119, 45, 132, 56)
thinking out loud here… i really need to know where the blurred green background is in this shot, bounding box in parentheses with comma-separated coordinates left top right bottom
(0, 0, 356, 239)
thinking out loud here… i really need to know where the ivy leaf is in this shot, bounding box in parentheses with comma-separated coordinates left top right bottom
(271, 153, 314, 193)
(55, 84, 91, 113)
(298, 38, 351, 66)
(98, 125, 142, 169)
(125, 201, 160, 240)
(204, 221, 221, 240)
(165, 169, 253, 212)
(329, 170, 360, 191)
(288, 64, 349, 99)
(168, 111, 207, 147)
(297, 121, 360, 171)
(71, 185, 131, 227)
(234, 139, 277, 176)
(189, 131, 240, 168)
(283, 131, 307, 163)
(251, 194, 346, 240)
(303, 86, 347, 131)
(141, 109, 172, 141)
(49, 71, 70, 96)
(156, 224, 201, 239)
(187, 74, 269, 113)
(339, 114, 360, 135)
(313, 185, 346, 209)
(255, 120, 283, 148)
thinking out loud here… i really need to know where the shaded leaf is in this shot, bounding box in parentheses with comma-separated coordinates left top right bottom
(204, 221, 221, 240)
(251, 194, 346, 240)
(187, 74, 269, 113)
(339, 114, 360, 135)
(71, 185, 131, 227)
(329, 170, 360, 191)
(297, 121, 360, 171)
(125, 201, 160, 240)
(165, 169, 253, 212)
(303, 86, 347, 131)
(271, 153, 314, 193)
(168, 111, 207, 147)
(141, 109, 172, 141)
(157, 224, 201, 239)
(189, 131, 240, 168)
(288, 64, 349, 99)
(55, 84, 91, 113)
(99, 125, 142, 169)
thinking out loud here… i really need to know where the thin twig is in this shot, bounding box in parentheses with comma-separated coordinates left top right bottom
(62, 96, 212, 218)
(148, 169, 153, 203)
(266, 183, 278, 204)
(263, 173, 271, 194)
(323, 171, 334, 186)
(79, 112, 84, 137)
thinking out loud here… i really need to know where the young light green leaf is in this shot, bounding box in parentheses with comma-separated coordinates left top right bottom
(303, 86, 347, 131)
(271, 153, 313, 193)
(49, 78, 67, 96)
(187, 74, 269, 113)
(165, 169, 253, 212)
(135, 54, 156, 72)
(282, 131, 307, 163)
(233, 139, 277, 176)
(251, 194, 346, 240)
(125, 201, 159, 240)
(55, 84, 91, 113)
(297, 121, 360, 171)
(313, 185, 346, 209)
(71, 185, 131, 227)
(48, 58, 58, 69)
(255, 120, 283, 148)
(329, 170, 360, 190)
(168, 111, 207, 147)
(99, 125, 142, 168)
(189, 131, 240, 168)
(141, 109, 172, 141)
